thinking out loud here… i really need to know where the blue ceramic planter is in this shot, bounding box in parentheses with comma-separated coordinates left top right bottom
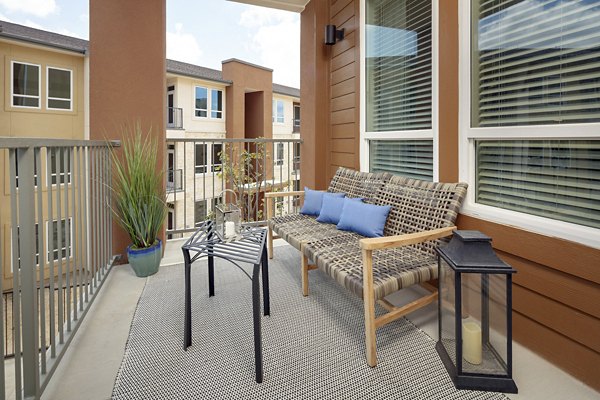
(127, 239, 162, 277)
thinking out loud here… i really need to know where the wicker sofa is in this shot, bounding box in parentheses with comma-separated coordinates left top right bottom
(265, 167, 467, 367)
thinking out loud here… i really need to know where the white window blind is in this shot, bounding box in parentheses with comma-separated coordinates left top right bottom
(472, 0, 600, 127)
(366, 0, 432, 131)
(476, 140, 600, 229)
(370, 140, 433, 180)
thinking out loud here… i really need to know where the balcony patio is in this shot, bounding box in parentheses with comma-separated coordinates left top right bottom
(11, 239, 595, 400)
(1, 136, 599, 400)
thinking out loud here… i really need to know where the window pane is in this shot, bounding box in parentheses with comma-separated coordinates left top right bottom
(476, 140, 600, 228)
(472, 0, 600, 127)
(366, 0, 432, 131)
(50, 150, 71, 184)
(13, 96, 39, 107)
(195, 200, 207, 224)
(277, 100, 284, 123)
(195, 87, 207, 116)
(211, 89, 222, 118)
(276, 143, 284, 165)
(13, 63, 39, 96)
(195, 144, 207, 173)
(212, 143, 222, 171)
(50, 219, 70, 261)
(48, 99, 70, 110)
(369, 139, 433, 180)
(48, 68, 71, 100)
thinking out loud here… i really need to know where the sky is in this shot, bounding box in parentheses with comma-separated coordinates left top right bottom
(0, 0, 300, 88)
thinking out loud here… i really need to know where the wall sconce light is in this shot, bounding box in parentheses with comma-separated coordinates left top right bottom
(325, 25, 344, 45)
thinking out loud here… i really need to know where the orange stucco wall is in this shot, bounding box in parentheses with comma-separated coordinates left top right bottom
(89, 0, 167, 259)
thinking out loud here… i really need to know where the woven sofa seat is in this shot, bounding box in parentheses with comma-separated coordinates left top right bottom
(303, 235, 437, 300)
(270, 215, 340, 251)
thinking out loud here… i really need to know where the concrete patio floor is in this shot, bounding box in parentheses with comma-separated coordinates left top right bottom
(33, 238, 598, 400)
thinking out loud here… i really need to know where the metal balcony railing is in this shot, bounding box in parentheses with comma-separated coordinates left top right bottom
(0, 138, 119, 399)
(167, 107, 183, 129)
(165, 138, 302, 239)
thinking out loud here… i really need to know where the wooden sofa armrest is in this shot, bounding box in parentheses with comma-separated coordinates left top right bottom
(264, 190, 305, 199)
(359, 226, 456, 251)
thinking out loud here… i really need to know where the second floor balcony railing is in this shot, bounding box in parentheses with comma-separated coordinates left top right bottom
(167, 107, 183, 129)
(0, 137, 119, 399)
(165, 137, 302, 239)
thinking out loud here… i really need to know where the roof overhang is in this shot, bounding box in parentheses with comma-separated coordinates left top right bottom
(227, 0, 309, 13)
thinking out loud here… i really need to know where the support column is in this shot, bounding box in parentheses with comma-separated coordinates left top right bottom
(90, 0, 167, 259)
(300, 0, 330, 190)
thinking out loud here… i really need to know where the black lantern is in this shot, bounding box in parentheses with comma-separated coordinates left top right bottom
(436, 230, 518, 393)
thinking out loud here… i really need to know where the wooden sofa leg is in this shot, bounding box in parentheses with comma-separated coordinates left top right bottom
(268, 226, 274, 259)
(301, 253, 309, 296)
(363, 249, 378, 367)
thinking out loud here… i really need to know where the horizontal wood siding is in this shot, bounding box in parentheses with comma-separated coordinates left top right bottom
(328, 0, 360, 182)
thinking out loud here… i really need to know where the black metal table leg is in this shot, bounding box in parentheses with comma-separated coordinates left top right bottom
(208, 254, 215, 297)
(261, 244, 270, 316)
(183, 249, 192, 350)
(252, 263, 263, 383)
(208, 230, 215, 297)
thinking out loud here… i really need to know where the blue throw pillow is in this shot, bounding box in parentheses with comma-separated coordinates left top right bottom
(300, 187, 344, 216)
(316, 193, 352, 224)
(337, 200, 391, 237)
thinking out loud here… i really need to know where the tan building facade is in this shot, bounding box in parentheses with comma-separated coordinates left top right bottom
(0, 23, 87, 290)
(164, 59, 300, 235)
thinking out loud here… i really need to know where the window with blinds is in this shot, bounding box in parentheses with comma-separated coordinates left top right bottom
(472, 0, 600, 127)
(366, 0, 432, 132)
(476, 140, 600, 229)
(370, 140, 433, 180)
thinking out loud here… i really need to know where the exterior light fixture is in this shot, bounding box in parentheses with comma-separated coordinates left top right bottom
(325, 25, 344, 45)
(436, 230, 518, 393)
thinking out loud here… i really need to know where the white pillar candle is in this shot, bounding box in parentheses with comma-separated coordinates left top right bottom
(225, 221, 235, 237)
(462, 321, 482, 365)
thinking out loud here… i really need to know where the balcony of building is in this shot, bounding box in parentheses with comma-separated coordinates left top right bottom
(1, 0, 599, 399)
(1, 135, 599, 400)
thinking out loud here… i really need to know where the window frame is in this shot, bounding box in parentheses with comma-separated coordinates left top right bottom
(457, 1, 600, 249)
(194, 200, 208, 225)
(193, 85, 224, 120)
(211, 143, 223, 172)
(46, 66, 73, 111)
(46, 217, 74, 263)
(275, 142, 284, 166)
(210, 89, 223, 119)
(11, 60, 41, 110)
(272, 99, 284, 124)
(47, 148, 73, 187)
(358, 0, 439, 181)
(194, 143, 208, 174)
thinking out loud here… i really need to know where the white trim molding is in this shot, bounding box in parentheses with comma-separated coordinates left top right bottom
(359, 0, 439, 181)
(458, 1, 600, 249)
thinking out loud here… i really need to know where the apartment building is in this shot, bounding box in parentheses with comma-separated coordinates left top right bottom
(0, 21, 87, 291)
(0, 20, 300, 285)
(163, 59, 300, 235)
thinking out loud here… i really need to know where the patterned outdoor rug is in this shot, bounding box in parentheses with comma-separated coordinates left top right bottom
(112, 245, 507, 400)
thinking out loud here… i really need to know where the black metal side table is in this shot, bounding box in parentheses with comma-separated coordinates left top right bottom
(181, 220, 270, 383)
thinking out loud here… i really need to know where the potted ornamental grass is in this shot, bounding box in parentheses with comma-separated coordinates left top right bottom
(110, 124, 167, 277)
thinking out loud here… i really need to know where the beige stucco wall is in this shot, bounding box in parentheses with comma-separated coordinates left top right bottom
(0, 39, 85, 138)
(0, 40, 85, 290)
